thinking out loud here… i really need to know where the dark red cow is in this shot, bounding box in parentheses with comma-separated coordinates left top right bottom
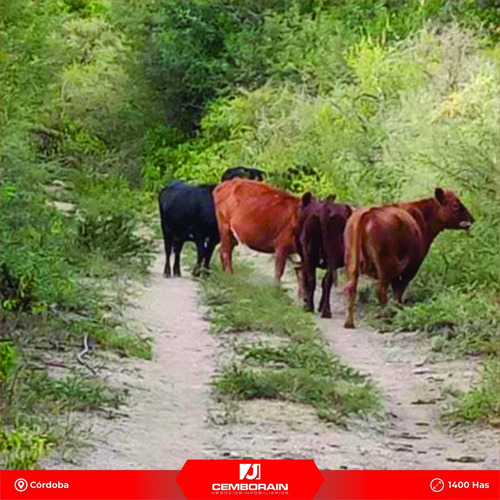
(296, 195, 352, 318)
(213, 179, 308, 284)
(343, 188, 474, 328)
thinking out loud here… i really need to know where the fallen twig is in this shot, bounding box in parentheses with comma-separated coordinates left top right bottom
(96, 407, 130, 419)
(43, 360, 68, 368)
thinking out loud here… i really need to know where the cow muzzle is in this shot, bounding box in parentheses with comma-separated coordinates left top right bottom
(459, 220, 472, 231)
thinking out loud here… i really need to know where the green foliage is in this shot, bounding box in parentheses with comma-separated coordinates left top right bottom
(0, 426, 55, 470)
(121, 0, 499, 134)
(202, 264, 316, 340)
(75, 177, 154, 265)
(68, 320, 152, 360)
(370, 289, 499, 356)
(0, 343, 19, 382)
(216, 364, 378, 423)
(443, 357, 500, 426)
(0, 0, 158, 469)
(27, 373, 121, 411)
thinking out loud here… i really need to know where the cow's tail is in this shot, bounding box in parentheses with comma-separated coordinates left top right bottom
(343, 211, 368, 296)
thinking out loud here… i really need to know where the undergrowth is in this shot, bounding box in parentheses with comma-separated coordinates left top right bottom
(442, 356, 499, 427)
(201, 262, 380, 424)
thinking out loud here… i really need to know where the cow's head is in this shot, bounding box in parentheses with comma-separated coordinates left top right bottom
(435, 187, 474, 230)
(249, 168, 266, 182)
(301, 192, 313, 208)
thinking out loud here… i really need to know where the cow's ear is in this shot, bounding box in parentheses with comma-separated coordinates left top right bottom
(325, 194, 337, 204)
(435, 187, 446, 205)
(301, 192, 312, 207)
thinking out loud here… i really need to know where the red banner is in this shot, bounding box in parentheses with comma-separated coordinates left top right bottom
(0, 466, 498, 500)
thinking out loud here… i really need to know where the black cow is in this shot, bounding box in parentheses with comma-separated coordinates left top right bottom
(158, 181, 219, 277)
(221, 166, 266, 182)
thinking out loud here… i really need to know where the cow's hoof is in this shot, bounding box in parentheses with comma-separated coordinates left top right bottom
(320, 311, 332, 319)
(173, 271, 181, 278)
(344, 320, 355, 329)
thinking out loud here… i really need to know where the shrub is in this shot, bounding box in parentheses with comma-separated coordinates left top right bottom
(0, 343, 19, 383)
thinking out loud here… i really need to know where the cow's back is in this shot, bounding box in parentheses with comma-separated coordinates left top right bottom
(346, 206, 424, 279)
(159, 182, 218, 239)
(214, 179, 300, 253)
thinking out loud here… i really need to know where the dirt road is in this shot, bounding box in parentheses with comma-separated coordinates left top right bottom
(233, 251, 499, 469)
(45, 254, 221, 469)
(45, 250, 498, 470)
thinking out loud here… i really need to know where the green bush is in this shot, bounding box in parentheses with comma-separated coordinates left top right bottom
(444, 357, 500, 425)
(0, 343, 19, 383)
(0, 0, 160, 469)
(0, 426, 55, 470)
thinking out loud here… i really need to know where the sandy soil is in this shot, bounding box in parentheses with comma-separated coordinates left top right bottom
(43, 249, 498, 470)
(44, 254, 221, 469)
(226, 250, 499, 469)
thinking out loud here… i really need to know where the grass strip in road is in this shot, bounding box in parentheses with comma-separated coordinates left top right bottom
(200, 262, 380, 423)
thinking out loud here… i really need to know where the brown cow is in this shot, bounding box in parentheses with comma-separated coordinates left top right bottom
(213, 178, 308, 283)
(344, 188, 474, 328)
(296, 195, 352, 318)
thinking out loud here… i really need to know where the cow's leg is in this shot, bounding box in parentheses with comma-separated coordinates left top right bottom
(391, 267, 418, 303)
(318, 275, 326, 312)
(343, 272, 358, 329)
(173, 239, 184, 277)
(391, 277, 405, 303)
(319, 269, 338, 313)
(193, 237, 205, 277)
(295, 263, 305, 301)
(288, 256, 304, 300)
(203, 238, 217, 272)
(376, 277, 390, 306)
(219, 227, 235, 274)
(303, 261, 316, 312)
(274, 247, 289, 284)
(319, 269, 334, 318)
(162, 233, 172, 278)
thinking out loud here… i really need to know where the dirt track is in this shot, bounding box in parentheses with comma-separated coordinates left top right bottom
(44, 250, 498, 470)
(44, 254, 220, 469)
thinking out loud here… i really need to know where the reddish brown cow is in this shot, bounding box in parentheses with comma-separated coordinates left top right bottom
(296, 195, 352, 318)
(344, 188, 474, 328)
(214, 179, 308, 283)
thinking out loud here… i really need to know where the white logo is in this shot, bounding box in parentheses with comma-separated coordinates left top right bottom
(430, 478, 445, 493)
(239, 464, 261, 480)
(14, 479, 28, 492)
